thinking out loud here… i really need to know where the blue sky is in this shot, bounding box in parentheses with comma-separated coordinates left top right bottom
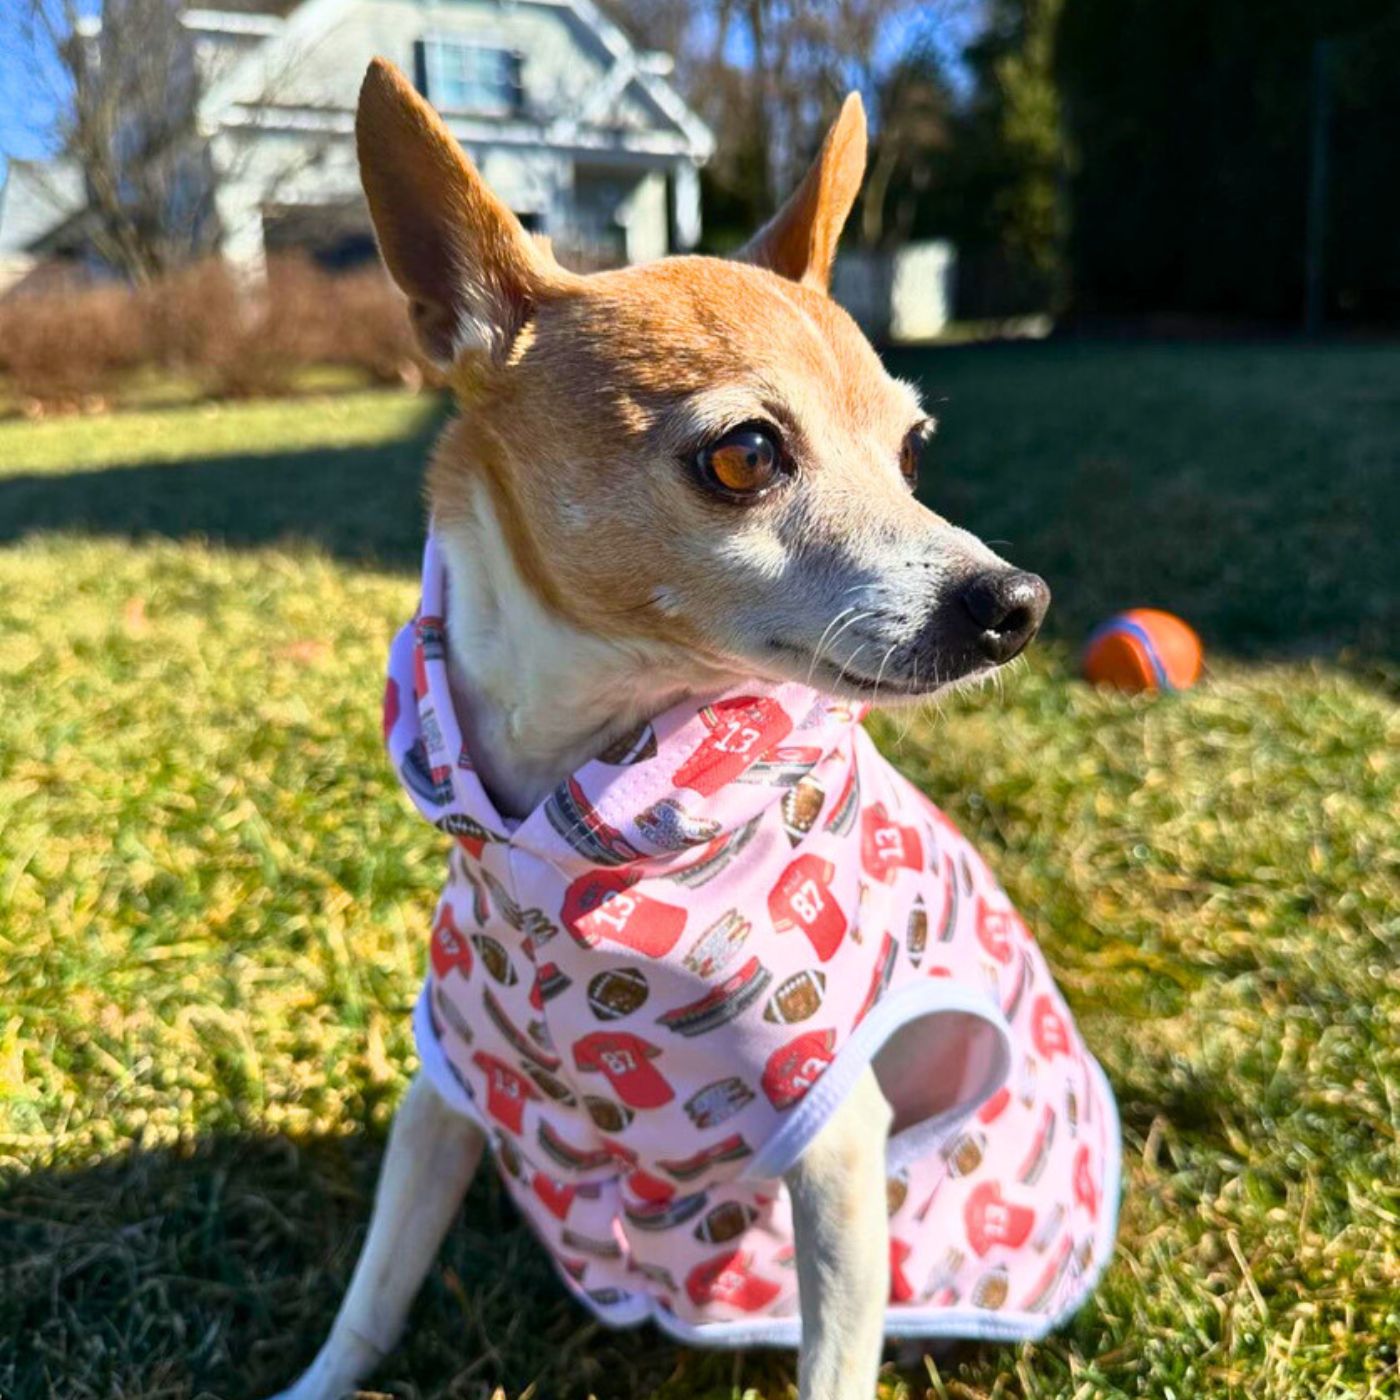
(701, 5, 978, 97)
(0, 0, 94, 181)
(0, 1, 980, 185)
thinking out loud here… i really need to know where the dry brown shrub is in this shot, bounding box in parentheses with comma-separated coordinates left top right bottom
(0, 254, 419, 409)
(303, 262, 419, 383)
(0, 269, 150, 404)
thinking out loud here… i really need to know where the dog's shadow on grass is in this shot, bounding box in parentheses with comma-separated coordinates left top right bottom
(0, 405, 445, 573)
(1, 1124, 804, 1400)
(2, 1099, 1176, 1400)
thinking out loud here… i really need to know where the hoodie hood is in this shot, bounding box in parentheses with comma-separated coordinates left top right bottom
(384, 535, 867, 873)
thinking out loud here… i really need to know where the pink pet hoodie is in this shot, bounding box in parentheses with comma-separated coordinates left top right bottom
(384, 536, 1121, 1347)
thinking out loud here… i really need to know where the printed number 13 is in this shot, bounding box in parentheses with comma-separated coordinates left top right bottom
(713, 722, 761, 755)
(874, 826, 904, 857)
(593, 892, 636, 931)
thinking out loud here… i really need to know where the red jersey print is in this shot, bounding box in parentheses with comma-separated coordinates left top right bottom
(573, 1031, 675, 1109)
(471, 1051, 539, 1134)
(673, 696, 794, 796)
(890, 1237, 915, 1303)
(762, 1027, 837, 1109)
(964, 1180, 1036, 1256)
(389, 535, 1120, 1351)
(430, 904, 472, 980)
(686, 1250, 783, 1312)
(975, 898, 1017, 965)
(1032, 994, 1072, 1060)
(562, 869, 687, 957)
(860, 803, 924, 884)
(412, 634, 429, 700)
(1073, 1144, 1099, 1219)
(532, 1173, 578, 1221)
(767, 854, 847, 961)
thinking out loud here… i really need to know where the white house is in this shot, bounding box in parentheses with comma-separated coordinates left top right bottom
(0, 0, 714, 280)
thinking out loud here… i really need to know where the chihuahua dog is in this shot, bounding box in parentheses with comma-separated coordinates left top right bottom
(271, 59, 1119, 1400)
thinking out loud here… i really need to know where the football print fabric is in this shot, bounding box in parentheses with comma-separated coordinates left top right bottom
(384, 535, 1121, 1346)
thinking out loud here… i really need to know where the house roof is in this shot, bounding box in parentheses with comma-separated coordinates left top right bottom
(199, 0, 713, 159)
(0, 160, 85, 256)
(193, 0, 300, 12)
(1, 0, 713, 256)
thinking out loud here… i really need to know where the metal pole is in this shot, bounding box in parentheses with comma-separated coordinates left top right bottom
(1303, 37, 1333, 336)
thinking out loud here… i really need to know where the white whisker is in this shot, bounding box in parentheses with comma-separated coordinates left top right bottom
(817, 610, 877, 679)
(805, 605, 857, 687)
(870, 643, 897, 709)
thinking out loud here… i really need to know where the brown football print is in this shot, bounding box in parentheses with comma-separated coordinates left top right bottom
(693, 1199, 760, 1245)
(586, 967, 650, 1020)
(762, 968, 827, 1024)
(780, 775, 826, 845)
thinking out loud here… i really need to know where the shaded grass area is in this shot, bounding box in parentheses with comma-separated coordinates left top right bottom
(0, 389, 443, 570)
(2, 343, 1398, 1398)
(890, 340, 1400, 670)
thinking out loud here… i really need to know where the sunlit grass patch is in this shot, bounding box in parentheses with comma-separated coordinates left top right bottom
(0, 388, 438, 478)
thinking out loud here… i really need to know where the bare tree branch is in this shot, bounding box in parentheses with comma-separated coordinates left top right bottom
(12, 0, 344, 281)
(14, 0, 215, 279)
(604, 0, 974, 240)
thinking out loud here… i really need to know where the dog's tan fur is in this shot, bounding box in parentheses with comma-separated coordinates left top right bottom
(425, 260, 929, 657)
(268, 60, 1047, 1400)
(359, 61, 937, 675)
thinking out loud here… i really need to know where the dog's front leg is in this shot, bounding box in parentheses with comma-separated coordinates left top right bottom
(270, 1072, 486, 1400)
(785, 1065, 893, 1400)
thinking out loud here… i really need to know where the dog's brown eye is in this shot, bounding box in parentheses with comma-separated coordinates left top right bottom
(899, 429, 923, 489)
(698, 427, 781, 498)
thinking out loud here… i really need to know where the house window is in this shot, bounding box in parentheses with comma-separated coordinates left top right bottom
(416, 38, 522, 116)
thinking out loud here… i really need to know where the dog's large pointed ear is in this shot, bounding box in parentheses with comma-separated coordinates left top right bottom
(356, 58, 559, 365)
(738, 92, 866, 291)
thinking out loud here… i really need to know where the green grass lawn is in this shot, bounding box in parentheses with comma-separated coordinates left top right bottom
(1, 347, 1397, 1400)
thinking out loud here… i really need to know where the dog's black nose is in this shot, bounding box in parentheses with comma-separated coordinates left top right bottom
(958, 570, 1050, 663)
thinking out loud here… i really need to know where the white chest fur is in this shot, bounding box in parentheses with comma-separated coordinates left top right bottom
(435, 480, 717, 818)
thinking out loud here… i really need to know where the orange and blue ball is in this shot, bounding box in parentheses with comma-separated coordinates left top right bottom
(1082, 609, 1203, 693)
